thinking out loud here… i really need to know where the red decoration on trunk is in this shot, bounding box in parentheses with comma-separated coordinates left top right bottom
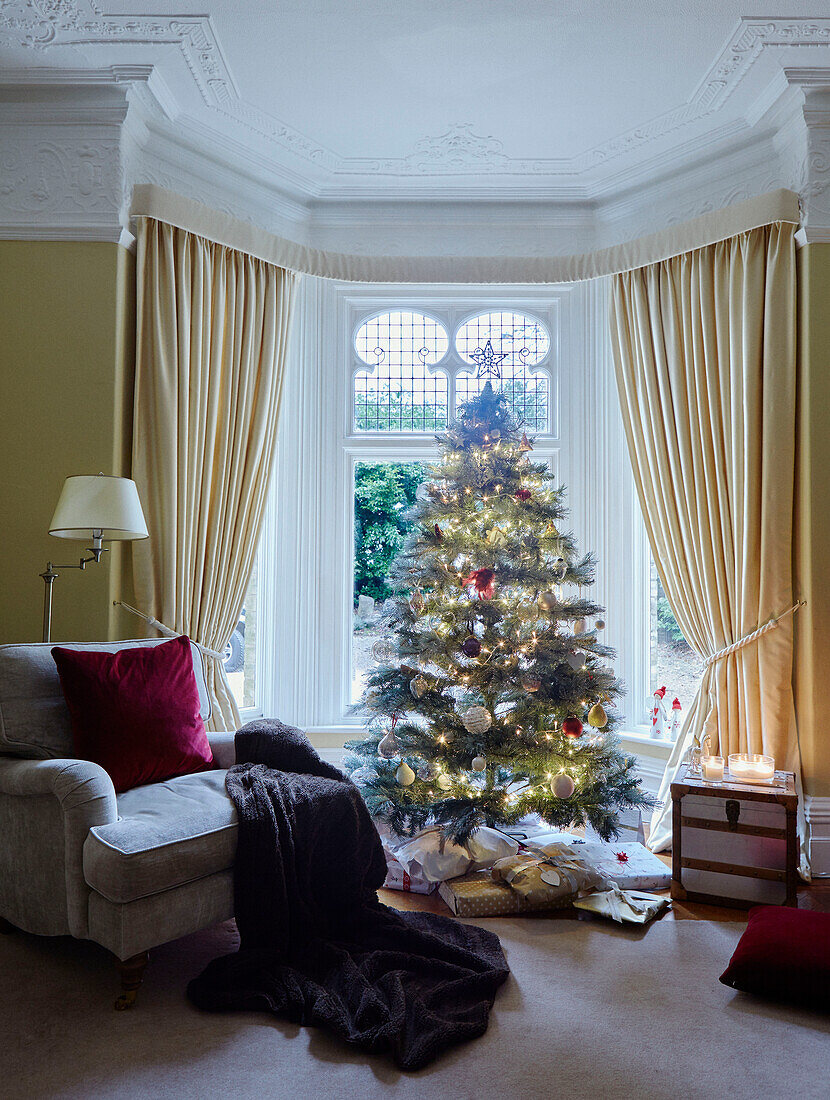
(461, 568, 496, 600)
(514, 489, 532, 502)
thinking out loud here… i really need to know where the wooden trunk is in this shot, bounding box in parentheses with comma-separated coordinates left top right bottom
(670, 766, 798, 909)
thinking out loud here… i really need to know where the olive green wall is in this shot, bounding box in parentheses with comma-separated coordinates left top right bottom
(795, 242, 830, 797)
(0, 240, 136, 644)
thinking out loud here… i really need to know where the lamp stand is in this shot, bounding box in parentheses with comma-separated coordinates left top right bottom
(40, 532, 107, 643)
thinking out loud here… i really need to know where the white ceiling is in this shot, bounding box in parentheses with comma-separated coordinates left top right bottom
(2, 2, 830, 252)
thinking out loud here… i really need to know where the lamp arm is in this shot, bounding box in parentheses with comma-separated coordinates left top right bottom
(39, 539, 110, 643)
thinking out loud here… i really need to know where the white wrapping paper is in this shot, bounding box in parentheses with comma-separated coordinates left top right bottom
(573, 887, 669, 924)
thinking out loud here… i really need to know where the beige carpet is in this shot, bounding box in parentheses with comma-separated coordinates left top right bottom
(2, 916, 828, 1100)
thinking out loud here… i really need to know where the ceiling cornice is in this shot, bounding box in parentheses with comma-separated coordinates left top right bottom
(3, 13, 830, 254)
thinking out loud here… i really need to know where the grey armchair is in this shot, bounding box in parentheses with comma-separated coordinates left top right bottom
(0, 639, 238, 1007)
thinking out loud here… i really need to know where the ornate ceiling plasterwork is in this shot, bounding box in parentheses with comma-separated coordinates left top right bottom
(3, 3, 830, 186)
(2, 7, 830, 251)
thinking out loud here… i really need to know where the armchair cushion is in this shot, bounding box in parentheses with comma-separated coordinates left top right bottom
(83, 769, 237, 904)
(52, 636, 214, 793)
(0, 638, 211, 759)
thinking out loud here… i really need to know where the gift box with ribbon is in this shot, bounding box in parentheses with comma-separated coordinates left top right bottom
(438, 841, 604, 916)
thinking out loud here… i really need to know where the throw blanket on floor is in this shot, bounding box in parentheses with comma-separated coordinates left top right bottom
(187, 719, 509, 1071)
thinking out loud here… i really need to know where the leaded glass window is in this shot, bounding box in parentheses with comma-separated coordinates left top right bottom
(455, 311, 550, 431)
(353, 311, 449, 431)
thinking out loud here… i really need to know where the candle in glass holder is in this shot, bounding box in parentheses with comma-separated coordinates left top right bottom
(728, 753, 775, 783)
(701, 755, 724, 782)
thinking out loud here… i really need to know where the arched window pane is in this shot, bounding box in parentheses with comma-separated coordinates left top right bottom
(354, 311, 449, 431)
(454, 311, 551, 430)
(455, 311, 550, 367)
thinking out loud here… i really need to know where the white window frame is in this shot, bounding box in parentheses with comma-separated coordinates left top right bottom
(257, 276, 669, 776)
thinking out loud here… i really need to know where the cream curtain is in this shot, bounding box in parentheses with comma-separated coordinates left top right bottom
(132, 217, 297, 730)
(609, 222, 801, 855)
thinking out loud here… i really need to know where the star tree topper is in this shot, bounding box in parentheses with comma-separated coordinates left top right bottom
(471, 339, 508, 378)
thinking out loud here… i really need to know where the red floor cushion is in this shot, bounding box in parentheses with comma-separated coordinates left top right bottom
(52, 635, 214, 793)
(720, 905, 830, 1010)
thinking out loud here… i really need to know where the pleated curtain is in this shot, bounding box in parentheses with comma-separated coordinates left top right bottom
(132, 217, 297, 730)
(609, 223, 801, 854)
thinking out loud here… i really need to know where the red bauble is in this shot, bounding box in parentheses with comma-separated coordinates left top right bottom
(514, 489, 532, 502)
(462, 567, 496, 600)
(461, 636, 482, 658)
(562, 716, 583, 739)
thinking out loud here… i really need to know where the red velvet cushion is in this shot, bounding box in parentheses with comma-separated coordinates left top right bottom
(52, 635, 214, 793)
(720, 905, 830, 1010)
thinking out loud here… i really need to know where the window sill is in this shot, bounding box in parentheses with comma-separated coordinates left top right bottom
(619, 729, 675, 751)
(307, 723, 675, 754)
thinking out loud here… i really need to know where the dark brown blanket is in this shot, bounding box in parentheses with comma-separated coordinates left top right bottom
(187, 719, 509, 1071)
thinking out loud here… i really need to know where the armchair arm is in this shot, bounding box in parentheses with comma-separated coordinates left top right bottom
(0, 757, 117, 938)
(208, 730, 236, 771)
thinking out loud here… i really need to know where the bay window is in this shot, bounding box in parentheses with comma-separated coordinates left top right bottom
(256, 276, 667, 777)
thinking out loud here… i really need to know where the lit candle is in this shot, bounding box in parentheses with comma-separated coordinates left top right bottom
(728, 754, 775, 783)
(701, 755, 724, 782)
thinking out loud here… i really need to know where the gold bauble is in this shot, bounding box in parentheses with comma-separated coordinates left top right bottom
(551, 772, 575, 799)
(538, 590, 558, 612)
(587, 702, 608, 728)
(461, 706, 493, 734)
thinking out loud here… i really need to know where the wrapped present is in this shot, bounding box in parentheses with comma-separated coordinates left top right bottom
(574, 887, 669, 924)
(382, 848, 435, 895)
(439, 842, 602, 916)
(491, 842, 606, 906)
(392, 826, 519, 883)
(578, 841, 671, 891)
(439, 870, 566, 916)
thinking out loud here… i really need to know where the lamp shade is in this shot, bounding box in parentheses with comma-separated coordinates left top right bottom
(49, 475, 148, 541)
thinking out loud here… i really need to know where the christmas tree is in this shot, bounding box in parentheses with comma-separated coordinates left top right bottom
(345, 383, 652, 843)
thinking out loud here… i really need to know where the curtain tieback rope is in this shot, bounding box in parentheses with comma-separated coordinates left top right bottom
(112, 601, 225, 661)
(702, 601, 804, 670)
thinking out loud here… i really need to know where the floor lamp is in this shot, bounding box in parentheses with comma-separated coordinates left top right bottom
(41, 474, 149, 643)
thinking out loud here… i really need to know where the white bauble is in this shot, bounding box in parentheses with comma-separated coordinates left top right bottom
(396, 761, 415, 787)
(436, 773, 453, 791)
(378, 731, 400, 758)
(573, 617, 588, 635)
(461, 706, 493, 734)
(550, 772, 575, 799)
(471, 755, 487, 772)
(538, 590, 558, 612)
